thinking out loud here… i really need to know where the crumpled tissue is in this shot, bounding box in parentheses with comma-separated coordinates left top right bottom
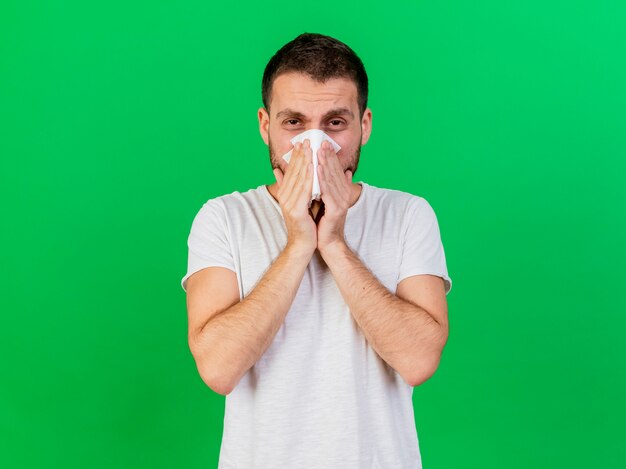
(281, 128, 341, 204)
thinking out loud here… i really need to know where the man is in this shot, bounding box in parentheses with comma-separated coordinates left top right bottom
(181, 32, 452, 469)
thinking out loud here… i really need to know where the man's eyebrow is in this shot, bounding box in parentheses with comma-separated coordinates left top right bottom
(276, 108, 306, 119)
(275, 107, 355, 120)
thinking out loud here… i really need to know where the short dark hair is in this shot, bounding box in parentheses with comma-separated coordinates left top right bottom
(262, 33, 368, 119)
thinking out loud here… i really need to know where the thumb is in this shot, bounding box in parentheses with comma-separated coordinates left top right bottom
(273, 168, 284, 186)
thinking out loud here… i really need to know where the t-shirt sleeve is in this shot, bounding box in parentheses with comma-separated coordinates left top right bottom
(397, 197, 452, 295)
(180, 198, 236, 293)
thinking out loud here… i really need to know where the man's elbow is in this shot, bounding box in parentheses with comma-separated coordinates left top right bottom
(189, 337, 238, 395)
(208, 379, 235, 396)
(404, 353, 443, 387)
(188, 344, 236, 395)
(197, 362, 236, 395)
(408, 329, 448, 386)
(407, 367, 436, 387)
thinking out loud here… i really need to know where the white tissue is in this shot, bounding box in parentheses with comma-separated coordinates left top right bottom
(281, 129, 341, 204)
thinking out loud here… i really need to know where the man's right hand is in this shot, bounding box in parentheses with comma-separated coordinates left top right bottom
(272, 139, 317, 255)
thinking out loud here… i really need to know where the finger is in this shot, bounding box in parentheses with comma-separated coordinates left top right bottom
(280, 142, 304, 198)
(298, 163, 313, 210)
(300, 162, 313, 208)
(318, 161, 326, 195)
(285, 141, 311, 210)
(345, 170, 352, 183)
(299, 143, 314, 202)
(319, 149, 338, 192)
(273, 168, 284, 187)
(299, 142, 314, 206)
(318, 161, 336, 204)
(325, 146, 344, 189)
(320, 163, 340, 209)
(305, 139, 313, 165)
(324, 144, 341, 174)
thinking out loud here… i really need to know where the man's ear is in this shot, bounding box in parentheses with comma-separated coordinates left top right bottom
(360, 107, 372, 146)
(258, 107, 270, 145)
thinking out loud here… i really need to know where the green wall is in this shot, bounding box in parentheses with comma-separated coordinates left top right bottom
(1, 1, 624, 467)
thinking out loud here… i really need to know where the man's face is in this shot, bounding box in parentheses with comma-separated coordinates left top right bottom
(258, 72, 372, 178)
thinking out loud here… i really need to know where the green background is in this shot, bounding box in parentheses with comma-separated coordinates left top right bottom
(1, 0, 624, 467)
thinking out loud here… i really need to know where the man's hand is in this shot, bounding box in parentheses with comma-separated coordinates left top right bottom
(316, 140, 353, 254)
(272, 139, 318, 256)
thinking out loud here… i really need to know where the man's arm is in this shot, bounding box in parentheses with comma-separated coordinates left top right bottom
(318, 241, 449, 387)
(186, 242, 313, 395)
(186, 139, 316, 395)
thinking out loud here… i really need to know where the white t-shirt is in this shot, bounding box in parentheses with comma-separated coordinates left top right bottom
(181, 181, 452, 469)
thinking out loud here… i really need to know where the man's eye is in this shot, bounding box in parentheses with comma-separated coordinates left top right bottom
(285, 119, 299, 125)
(329, 120, 345, 126)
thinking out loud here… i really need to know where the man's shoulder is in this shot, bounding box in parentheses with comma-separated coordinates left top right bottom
(190, 184, 269, 221)
(363, 181, 427, 210)
(201, 184, 267, 207)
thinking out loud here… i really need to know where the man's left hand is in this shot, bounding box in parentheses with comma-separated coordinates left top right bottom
(316, 140, 353, 254)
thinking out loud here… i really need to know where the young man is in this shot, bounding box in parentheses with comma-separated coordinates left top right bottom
(181, 32, 452, 469)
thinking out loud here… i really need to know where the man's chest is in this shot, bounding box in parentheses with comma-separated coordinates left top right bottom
(231, 216, 402, 300)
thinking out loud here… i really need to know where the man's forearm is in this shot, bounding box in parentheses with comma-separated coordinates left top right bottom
(319, 241, 446, 386)
(195, 243, 312, 394)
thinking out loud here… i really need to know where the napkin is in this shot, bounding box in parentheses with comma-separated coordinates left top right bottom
(281, 129, 342, 204)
